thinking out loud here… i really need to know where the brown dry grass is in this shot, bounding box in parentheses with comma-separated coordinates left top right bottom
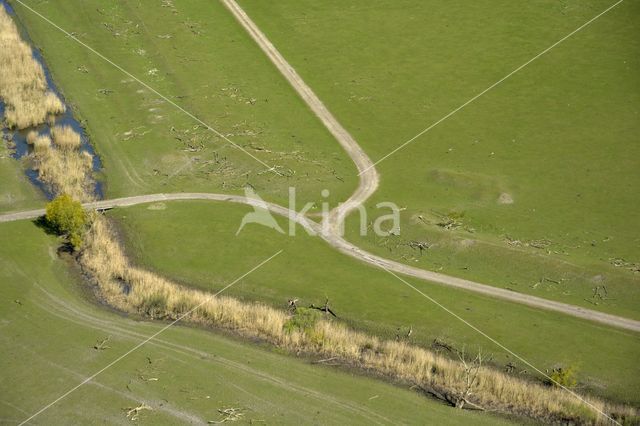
(79, 214, 637, 425)
(26, 130, 52, 153)
(33, 147, 93, 201)
(51, 125, 81, 150)
(31, 126, 94, 201)
(0, 7, 65, 129)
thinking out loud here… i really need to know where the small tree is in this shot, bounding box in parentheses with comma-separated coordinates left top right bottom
(45, 194, 87, 249)
(450, 348, 484, 410)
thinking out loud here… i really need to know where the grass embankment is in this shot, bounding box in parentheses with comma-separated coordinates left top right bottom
(238, 0, 640, 317)
(1, 221, 487, 425)
(112, 201, 640, 406)
(0, 6, 64, 128)
(10, 0, 357, 209)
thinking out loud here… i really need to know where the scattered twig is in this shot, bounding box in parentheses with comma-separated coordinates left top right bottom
(125, 403, 152, 421)
(315, 357, 338, 364)
(93, 336, 111, 351)
(209, 407, 244, 423)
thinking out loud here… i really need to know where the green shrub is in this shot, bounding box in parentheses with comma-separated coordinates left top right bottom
(548, 365, 578, 389)
(45, 194, 87, 249)
(283, 307, 320, 335)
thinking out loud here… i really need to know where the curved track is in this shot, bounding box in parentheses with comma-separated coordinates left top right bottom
(220, 0, 379, 236)
(2, 193, 639, 332)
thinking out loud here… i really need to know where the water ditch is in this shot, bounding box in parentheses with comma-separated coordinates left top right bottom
(1, 0, 104, 200)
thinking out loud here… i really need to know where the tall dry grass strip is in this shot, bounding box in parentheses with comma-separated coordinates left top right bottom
(30, 126, 93, 201)
(32, 144, 93, 201)
(0, 7, 64, 128)
(26, 130, 51, 153)
(51, 125, 81, 150)
(79, 215, 636, 425)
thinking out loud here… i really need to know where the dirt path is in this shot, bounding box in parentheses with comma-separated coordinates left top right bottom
(216, 0, 640, 333)
(2, 193, 639, 333)
(220, 0, 379, 235)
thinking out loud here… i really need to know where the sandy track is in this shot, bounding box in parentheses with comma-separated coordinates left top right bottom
(220, 0, 379, 235)
(2, 193, 639, 333)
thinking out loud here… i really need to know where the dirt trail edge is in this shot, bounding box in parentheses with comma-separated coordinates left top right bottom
(2, 193, 639, 333)
(220, 0, 379, 235)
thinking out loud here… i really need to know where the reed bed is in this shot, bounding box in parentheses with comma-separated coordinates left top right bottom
(29, 126, 94, 201)
(26, 130, 51, 153)
(51, 125, 81, 150)
(0, 7, 64, 129)
(32, 145, 94, 201)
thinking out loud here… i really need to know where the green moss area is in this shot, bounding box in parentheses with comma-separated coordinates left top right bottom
(236, 0, 640, 317)
(0, 219, 515, 425)
(110, 201, 640, 406)
(11, 0, 357, 208)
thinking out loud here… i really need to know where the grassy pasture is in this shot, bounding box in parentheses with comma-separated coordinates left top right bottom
(0, 140, 43, 212)
(109, 201, 640, 406)
(10, 0, 357, 208)
(236, 0, 640, 316)
(0, 220, 514, 425)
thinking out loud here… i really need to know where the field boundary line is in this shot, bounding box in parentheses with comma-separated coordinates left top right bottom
(17, 250, 283, 425)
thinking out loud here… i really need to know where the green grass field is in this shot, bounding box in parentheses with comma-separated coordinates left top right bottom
(0, 220, 517, 425)
(10, 0, 357, 209)
(109, 201, 640, 406)
(237, 0, 640, 316)
(4, 0, 639, 421)
(0, 141, 43, 213)
(12, 0, 639, 312)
